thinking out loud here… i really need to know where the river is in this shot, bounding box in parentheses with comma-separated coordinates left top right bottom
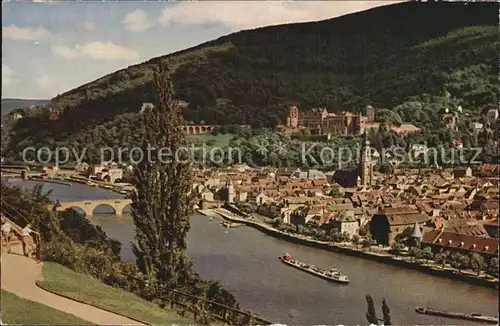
(8, 179, 499, 325)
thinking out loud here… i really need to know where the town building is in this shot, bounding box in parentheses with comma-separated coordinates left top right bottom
(296, 107, 371, 136)
(282, 106, 372, 135)
(442, 112, 459, 131)
(422, 229, 498, 261)
(49, 111, 59, 120)
(469, 121, 484, 133)
(224, 181, 236, 203)
(360, 137, 373, 187)
(283, 105, 420, 136)
(369, 207, 429, 246)
(329, 210, 359, 238)
(286, 106, 299, 129)
(487, 108, 499, 121)
(330, 135, 374, 188)
(89, 164, 123, 183)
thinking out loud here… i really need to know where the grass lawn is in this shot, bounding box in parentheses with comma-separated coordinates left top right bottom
(187, 133, 234, 147)
(1, 290, 94, 325)
(38, 262, 195, 325)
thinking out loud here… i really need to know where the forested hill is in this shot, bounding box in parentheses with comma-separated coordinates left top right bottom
(4, 1, 498, 161)
(49, 1, 497, 126)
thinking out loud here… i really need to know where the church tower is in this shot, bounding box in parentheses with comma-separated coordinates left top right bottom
(360, 134, 373, 186)
(226, 181, 235, 203)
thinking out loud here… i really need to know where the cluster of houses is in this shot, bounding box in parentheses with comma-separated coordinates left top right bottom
(192, 163, 499, 262)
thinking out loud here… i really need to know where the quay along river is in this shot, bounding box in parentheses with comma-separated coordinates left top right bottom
(8, 179, 499, 325)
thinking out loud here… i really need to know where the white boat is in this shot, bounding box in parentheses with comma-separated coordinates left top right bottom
(278, 253, 349, 284)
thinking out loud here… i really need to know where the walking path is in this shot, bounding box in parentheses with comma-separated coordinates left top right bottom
(1, 245, 145, 325)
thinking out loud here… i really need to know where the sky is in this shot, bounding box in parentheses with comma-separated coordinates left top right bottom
(2, 1, 401, 100)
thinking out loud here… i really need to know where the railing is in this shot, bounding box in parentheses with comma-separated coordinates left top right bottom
(161, 287, 272, 325)
(116, 271, 272, 325)
(1, 200, 42, 259)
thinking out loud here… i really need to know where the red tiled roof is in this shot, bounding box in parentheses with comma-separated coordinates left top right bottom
(312, 179, 328, 187)
(423, 230, 498, 255)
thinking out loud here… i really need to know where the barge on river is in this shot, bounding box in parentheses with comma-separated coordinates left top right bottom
(221, 221, 243, 228)
(278, 253, 349, 284)
(415, 307, 498, 324)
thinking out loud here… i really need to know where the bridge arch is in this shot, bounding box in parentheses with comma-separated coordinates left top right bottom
(92, 203, 117, 215)
(64, 206, 87, 216)
(122, 203, 132, 214)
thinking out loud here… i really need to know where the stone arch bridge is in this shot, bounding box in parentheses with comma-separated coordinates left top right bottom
(181, 124, 219, 135)
(50, 199, 132, 216)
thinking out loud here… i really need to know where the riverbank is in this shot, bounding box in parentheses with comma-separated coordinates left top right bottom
(67, 176, 132, 195)
(204, 208, 499, 290)
(29, 177, 72, 186)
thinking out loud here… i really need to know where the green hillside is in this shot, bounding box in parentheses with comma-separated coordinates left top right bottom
(3, 1, 499, 162)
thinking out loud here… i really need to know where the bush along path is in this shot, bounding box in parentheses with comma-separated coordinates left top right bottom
(1, 245, 146, 325)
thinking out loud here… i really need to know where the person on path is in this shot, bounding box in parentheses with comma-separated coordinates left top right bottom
(52, 199, 61, 212)
(21, 223, 39, 257)
(1, 218, 13, 253)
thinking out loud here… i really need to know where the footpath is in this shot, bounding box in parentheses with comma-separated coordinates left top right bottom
(1, 243, 145, 325)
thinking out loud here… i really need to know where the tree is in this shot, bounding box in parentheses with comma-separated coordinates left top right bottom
(130, 62, 195, 289)
(329, 185, 343, 198)
(365, 294, 378, 325)
(374, 109, 403, 126)
(449, 252, 469, 273)
(390, 241, 404, 257)
(408, 247, 418, 262)
(382, 298, 392, 325)
(362, 234, 376, 251)
(340, 232, 351, 243)
(420, 247, 434, 264)
(469, 253, 486, 276)
(487, 257, 499, 277)
(351, 234, 360, 245)
(435, 251, 449, 269)
(378, 163, 394, 175)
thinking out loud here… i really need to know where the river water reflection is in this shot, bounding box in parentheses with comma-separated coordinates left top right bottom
(9, 179, 499, 325)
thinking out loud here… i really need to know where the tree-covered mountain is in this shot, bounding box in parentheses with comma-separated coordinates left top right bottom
(3, 1, 499, 162)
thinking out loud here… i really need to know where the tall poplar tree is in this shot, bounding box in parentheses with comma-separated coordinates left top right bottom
(130, 62, 194, 289)
(365, 294, 378, 325)
(382, 298, 392, 325)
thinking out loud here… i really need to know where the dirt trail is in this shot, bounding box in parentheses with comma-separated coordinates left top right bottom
(1, 245, 145, 325)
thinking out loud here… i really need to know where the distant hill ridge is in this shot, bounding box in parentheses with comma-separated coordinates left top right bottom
(2, 1, 498, 161)
(1, 99, 50, 116)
